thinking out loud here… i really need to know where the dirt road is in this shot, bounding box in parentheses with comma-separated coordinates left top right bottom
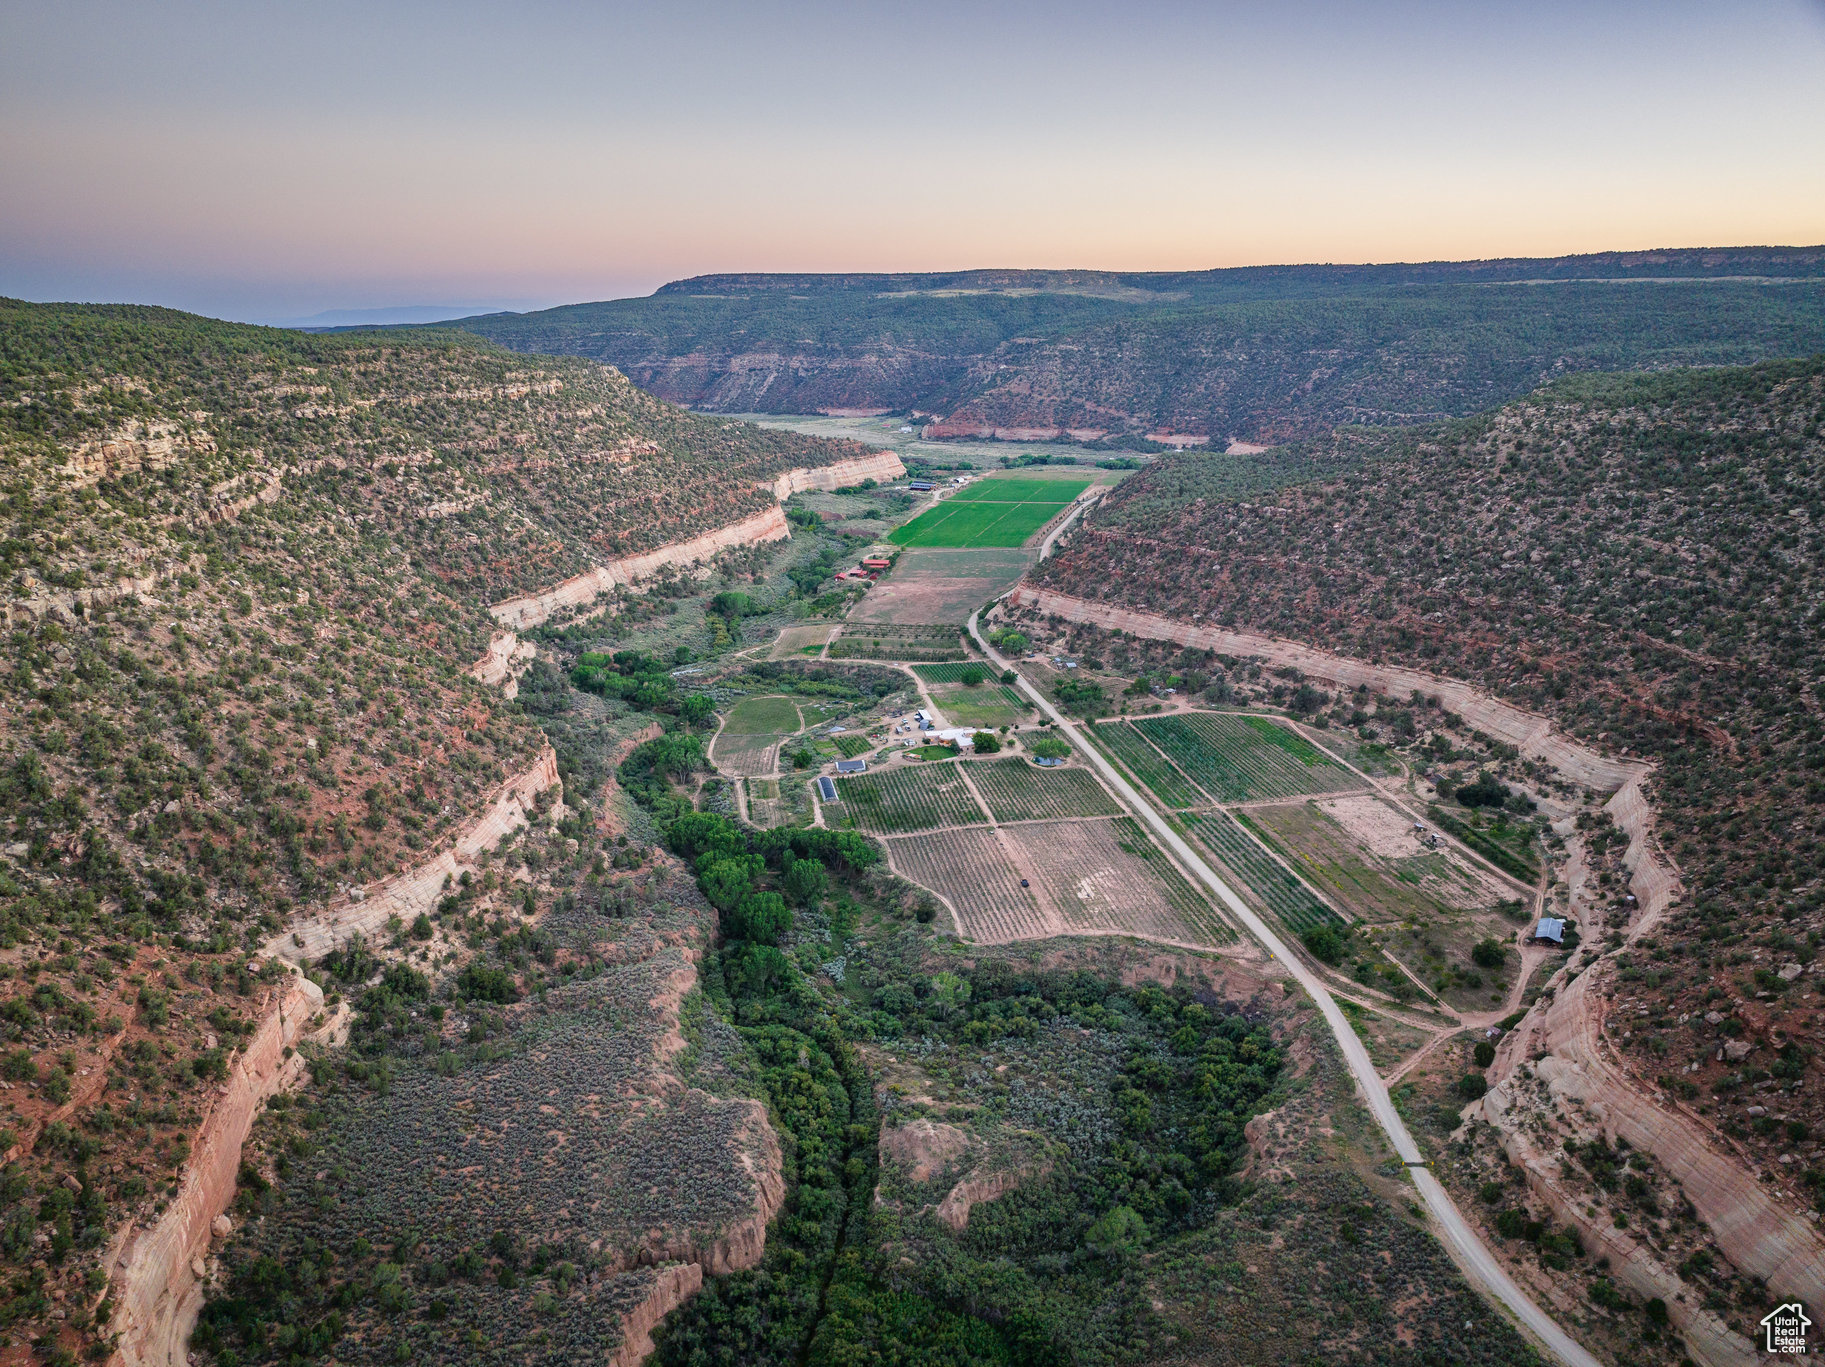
(968, 606, 1602, 1367)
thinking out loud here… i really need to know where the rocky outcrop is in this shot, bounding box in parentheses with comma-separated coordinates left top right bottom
(107, 968, 342, 1367)
(487, 451, 906, 630)
(771, 450, 906, 499)
(935, 1163, 1049, 1232)
(1007, 588, 1641, 791)
(469, 630, 536, 698)
(490, 506, 792, 629)
(271, 745, 559, 962)
(609, 1263, 703, 1367)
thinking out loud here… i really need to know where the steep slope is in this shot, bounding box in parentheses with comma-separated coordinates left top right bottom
(1025, 356, 1825, 1351)
(438, 248, 1825, 442)
(0, 300, 866, 1360)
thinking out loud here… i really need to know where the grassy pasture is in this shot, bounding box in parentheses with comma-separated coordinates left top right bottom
(888, 475, 1086, 548)
(947, 475, 1090, 503)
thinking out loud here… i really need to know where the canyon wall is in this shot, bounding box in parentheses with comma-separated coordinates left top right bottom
(609, 1264, 702, 1367)
(1010, 588, 1825, 1365)
(1007, 587, 1641, 791)
(108, 968, 342, 1367)
(490, 452, 907, 630)
(770, 449, 906, 498)
(490, 506, 791, 629)
(272, 745, 559, 963)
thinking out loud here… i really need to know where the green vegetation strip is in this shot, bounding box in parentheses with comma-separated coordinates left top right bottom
(913, 662, 991, 683)
(1183, 811, 1343, 932)
(1427, 804, 1542, 883)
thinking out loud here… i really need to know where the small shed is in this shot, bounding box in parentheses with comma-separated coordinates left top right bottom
(815, 776, 838, 802)
(908, 480, 934, 491)
(835, 759, 867, 774)
(1534, 917, 1565, 945)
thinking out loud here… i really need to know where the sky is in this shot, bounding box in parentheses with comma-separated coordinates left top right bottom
(3, 0, 1823, 324)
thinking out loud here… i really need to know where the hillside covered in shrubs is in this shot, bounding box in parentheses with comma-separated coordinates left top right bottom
(1033, 357, 1825, 1169)
(441, 249, 1825, 444)
(0, 299, 869, 1358)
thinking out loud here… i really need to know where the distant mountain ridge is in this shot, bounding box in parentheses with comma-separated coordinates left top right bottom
(434, 245, 1825, 444)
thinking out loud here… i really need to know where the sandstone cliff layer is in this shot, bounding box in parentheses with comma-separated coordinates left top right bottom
(108, 969, 343, 1367)
(490, 451, 906, 630)
(271, 745, 559, 963)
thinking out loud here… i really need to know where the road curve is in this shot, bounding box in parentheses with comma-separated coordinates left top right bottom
(967, 607, 1600, 1367)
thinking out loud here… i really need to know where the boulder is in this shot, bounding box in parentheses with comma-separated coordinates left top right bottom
(211, 1214, 233, 1239)
(1724, 1040, 1754, 1062)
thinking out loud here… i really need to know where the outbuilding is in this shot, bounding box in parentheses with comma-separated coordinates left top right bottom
(1534, 917, 1565, 945)
(815, 776, 838, 802)
(835, 758, 867, 774)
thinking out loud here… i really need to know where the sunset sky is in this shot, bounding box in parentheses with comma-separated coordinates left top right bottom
(4, 0, 1823, 323)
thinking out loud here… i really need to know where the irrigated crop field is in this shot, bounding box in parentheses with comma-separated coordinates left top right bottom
(1133, 712, 1364, 802)
(829, 761, 988, 832)
(1090, 720, 1205, 808)
(884, 827, 1052, 943)
(967, 758, 1122, 823)
(711, 696, 803, 777)
(828, 623, 968, 660)
(1183, 810, 1343, 933)
(913, 662, 992, 683)
(846, 547, 1033, 626)
(1244, 799, 1511, 924)
(932, 685, 1029, 729)
(889, 476, 1089, 549)
(1004, 817, 1224, 944)
(724, 694, 801, 732)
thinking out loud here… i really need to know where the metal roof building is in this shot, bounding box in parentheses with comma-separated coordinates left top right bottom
(815, 776, 837, 802)
(1534, 917, 1565, 944)
(835, 759, 867, 774)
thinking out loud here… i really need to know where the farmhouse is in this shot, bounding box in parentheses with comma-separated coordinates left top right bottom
(815, 776, 838, 802)
(835, 758, 868, 774)
(861, 556, 892, 571)
(1534, 917, 1565, 945)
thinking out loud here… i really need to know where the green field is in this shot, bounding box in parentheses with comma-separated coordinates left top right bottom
(1183, 811, 1343, 932)
(1090, 720, 1205, 809)
(889, 476, 1089, 549)
(723, 695, 801, 733)
(947, 476, 1091, 504)
(829, 763, 989, 832)
(1133, 713, 1363, 802)
(967, 759, 1122, 823)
